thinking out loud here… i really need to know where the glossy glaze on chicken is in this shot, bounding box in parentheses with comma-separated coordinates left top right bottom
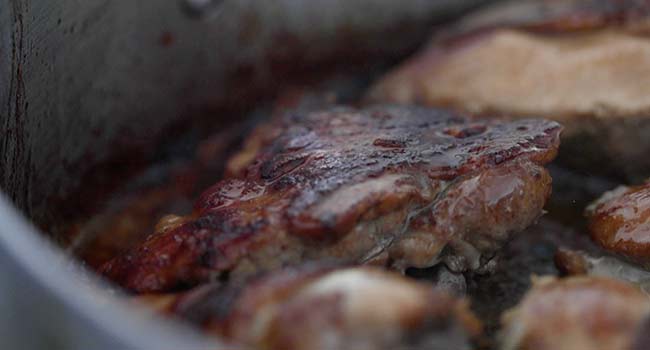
(586, 182, 650, 268)
(100, 105, 560, 293)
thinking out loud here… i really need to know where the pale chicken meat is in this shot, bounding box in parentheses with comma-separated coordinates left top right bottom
(145, 265, 482, 350)
(100, 105, 560, 293)
(367, 0, 650, 180)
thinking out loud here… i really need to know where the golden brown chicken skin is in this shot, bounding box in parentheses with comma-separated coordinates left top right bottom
(501, 276, 650, 350)
(146, 265, 482, 350)
(367, 0, 650, 180)
(100, 105, 560, 293)
(586, 182, 650, 268)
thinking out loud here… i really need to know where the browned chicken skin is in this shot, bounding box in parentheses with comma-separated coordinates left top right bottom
(367, 0, 650, 180)
(555, 248, 650, 286)
(146, 265, 482, 350)
(501, 276, 650, 350)
(100, 105, 560, 293)
(586, 182, 650, 268)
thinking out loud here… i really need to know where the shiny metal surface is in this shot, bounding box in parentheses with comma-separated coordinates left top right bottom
(0, 1, 489, 348)
(0, 193, 216, 349)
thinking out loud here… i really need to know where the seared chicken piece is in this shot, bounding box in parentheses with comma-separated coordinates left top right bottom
(74, 89, 335, 269)
(368, 0, 650, 181)
(501, 276, 650, 350)
(149, 265, 482, 350)
(555, 248, 650, 286)
(586, 182, 650, 268)
(554, 248, 594, 276)
(465, 218, 598, 340)
(101, 105, 560, 293)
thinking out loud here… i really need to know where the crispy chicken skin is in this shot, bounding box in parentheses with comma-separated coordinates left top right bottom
(586, 182, 650, 268)
(501, 276, 650, 350)
(367, 0, 650, 180)
(148, 265, 482, 350)
(100, 105, 560, 293)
